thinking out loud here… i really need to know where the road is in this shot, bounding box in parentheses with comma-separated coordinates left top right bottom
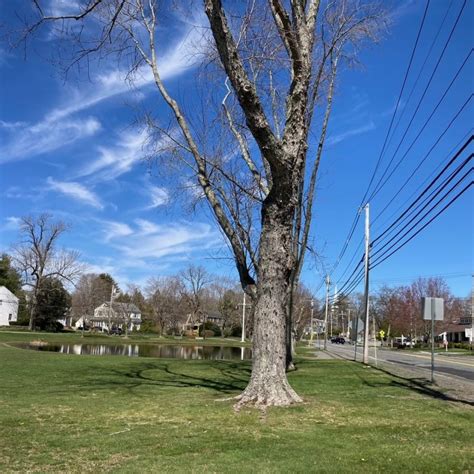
(317, 340, 474, 384)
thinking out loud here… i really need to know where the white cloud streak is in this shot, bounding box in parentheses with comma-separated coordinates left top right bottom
(1, 16, 206, 165)
(98, 218, 219, 260)
(0, 117, 101, 163)
(77, 128, 150, 182)
(148, 186, 169, 208)
(327, 121, 376, 146)
(100, 220, 134, 242)
(46, 177, 104, 209)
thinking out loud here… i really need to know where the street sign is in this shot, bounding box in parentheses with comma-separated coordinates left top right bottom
(421, 297, 444, 384)
(422, 297, 444, 321)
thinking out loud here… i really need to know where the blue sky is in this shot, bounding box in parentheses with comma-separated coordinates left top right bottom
(0, 0, 472, 297)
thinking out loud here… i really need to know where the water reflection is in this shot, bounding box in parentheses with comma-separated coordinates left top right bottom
(17, 343, 252, 360)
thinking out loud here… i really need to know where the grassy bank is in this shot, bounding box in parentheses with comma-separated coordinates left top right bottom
(0, 329, 252, 347)
(0, 331, 472, 473)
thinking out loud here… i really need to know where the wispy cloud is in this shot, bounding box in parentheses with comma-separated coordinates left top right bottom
(0, 116, 101, 163)
(47, 0, 82, 17)
(98, 218, 219, 260)
(147, 186, 169, 208)
(46, 177, 104, 209)
(99, 220, 134, 242)
(1, 216, 22, 232)
(45, 19, 206, 124)
(327, 121, 376, 146)
(2, 186, 40, 200)
(0, 16, 205, 165)
(77, 128, 150, 182)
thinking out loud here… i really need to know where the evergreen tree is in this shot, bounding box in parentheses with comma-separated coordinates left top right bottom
(35, 278, 71, 331)
(0, 254, 22, 295)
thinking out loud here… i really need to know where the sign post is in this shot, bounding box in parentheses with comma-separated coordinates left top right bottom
(422, 297, 444, 383)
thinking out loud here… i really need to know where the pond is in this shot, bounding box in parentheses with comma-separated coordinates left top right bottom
(15, 342, 252, 361)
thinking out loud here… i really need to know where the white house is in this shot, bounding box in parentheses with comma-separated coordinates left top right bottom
(89, 302, 142, 332)
(0, 286, 19, 326)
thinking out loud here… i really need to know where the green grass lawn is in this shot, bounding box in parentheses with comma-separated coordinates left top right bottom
(0, 331, 472, 473)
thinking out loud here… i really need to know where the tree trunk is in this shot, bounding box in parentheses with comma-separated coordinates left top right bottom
(236, 181, 302, 408)
(28, 302, 35, 331)
(28, 284, 39, 331)
(286, 284, 296, 371)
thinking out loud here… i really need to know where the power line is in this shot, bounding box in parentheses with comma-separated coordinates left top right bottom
(374, 154, 472, 248)
(368, 47, 471, 204)
(386, 0, 455, 150)
(372, 136, 473, 245)
(325, 151, 471, 302)
(332, 146, 472, 300)
(361, 0, 432, 206)
(371, 180, 472, 269)
(371, 164, 472, 260)
(316, 0, 433, 288)
(367, 0, 468, 202)
(371, 129, 473, 234)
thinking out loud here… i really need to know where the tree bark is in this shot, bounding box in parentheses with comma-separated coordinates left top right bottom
(236, 178, 302, 407)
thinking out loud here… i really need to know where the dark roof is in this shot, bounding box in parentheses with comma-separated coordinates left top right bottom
(442, 323, 471, 334)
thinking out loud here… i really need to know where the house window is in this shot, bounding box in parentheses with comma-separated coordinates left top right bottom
(8, 314, 12, 321)
(0, 300, 2, 305)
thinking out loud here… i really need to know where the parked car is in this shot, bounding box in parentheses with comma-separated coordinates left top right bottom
(331, 336, 345, 344)
(109, 327, 123, 335)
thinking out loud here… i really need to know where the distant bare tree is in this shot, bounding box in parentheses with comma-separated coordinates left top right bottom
(179, 265, 213, 336)
(12, 214, 83, 330)
(146, 276, 187, 335)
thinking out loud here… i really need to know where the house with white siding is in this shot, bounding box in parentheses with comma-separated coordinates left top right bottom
(88, 302, 142, 332)
(0, 286, 19, 326)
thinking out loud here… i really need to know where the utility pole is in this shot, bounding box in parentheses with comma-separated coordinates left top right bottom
(308, 298, 314, 347)
(471, 274, 473, 350)
(362, 203, 371, 365)
(108, 285, 115, 334)
(324, 275, 330, 350)
(241, 292, 246, 343)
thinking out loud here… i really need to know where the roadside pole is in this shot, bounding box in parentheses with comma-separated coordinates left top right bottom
(308, 298, 314, 347)
(431, 300, 435, 383)
(354, 316, 359, 361)
(241, 292, 246, 343)
(324, 275, 330, 350)
(422, 297, 444, 384)
(362, 203, 371, 365)
(373, 314, 377, 367)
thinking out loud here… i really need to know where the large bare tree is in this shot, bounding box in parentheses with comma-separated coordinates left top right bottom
(12, 214, 83, 330)
(23, 0, 384, 407)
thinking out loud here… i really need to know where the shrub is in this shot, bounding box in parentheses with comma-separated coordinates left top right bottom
(139, 321, 161, 334)
(452, 342, 472, 350)
(230, 325, 242, 338)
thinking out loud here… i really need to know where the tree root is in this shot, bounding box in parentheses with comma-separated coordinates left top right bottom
(214, 394, 242, 403)
(232, 381, 303, 411)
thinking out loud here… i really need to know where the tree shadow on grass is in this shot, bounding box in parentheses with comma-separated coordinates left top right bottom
(323, 350, 473, 407)
(355, 363, 474, 407)
(373, 367, 474, 407)
(79, 360, 251, 396)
